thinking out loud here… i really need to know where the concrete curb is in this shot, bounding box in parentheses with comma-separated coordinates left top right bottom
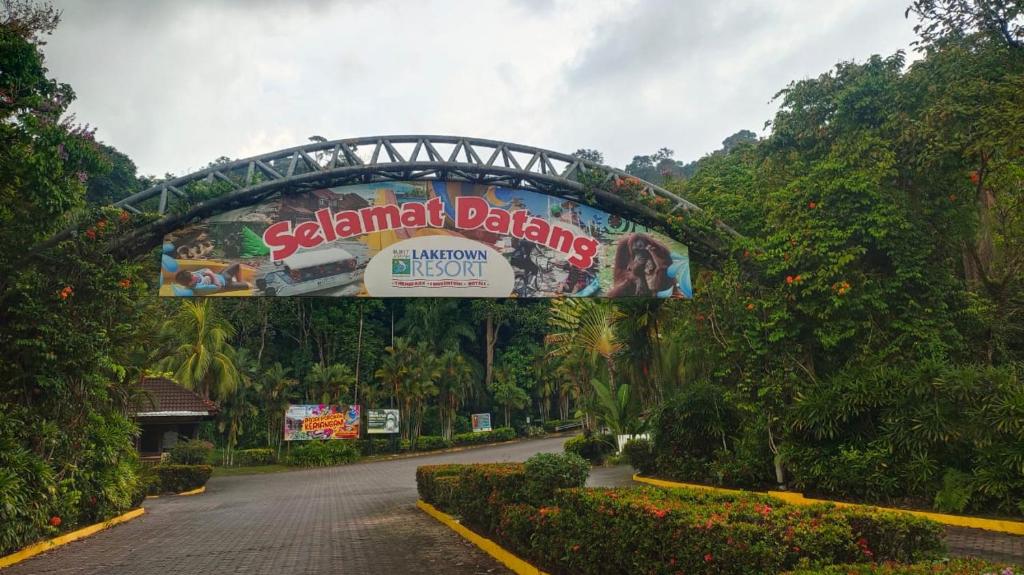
(0, 508, 145, 570)
(145, 485, 207, 499)
(417, 500, 548, 575)
(632, 474, 1024, 535)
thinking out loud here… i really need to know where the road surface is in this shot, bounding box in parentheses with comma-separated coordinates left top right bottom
(4, 435, 1019, 574)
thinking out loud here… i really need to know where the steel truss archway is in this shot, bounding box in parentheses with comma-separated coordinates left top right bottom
(109, 135, 737, 263)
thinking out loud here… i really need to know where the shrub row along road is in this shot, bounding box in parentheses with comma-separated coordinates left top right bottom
(5, 435, 1020, 574)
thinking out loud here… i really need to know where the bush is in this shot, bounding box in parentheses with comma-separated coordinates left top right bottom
(564, 432, 616, 464)
(622, 438, 656, 475)
(523, 452, 589, 505)
(288, 441, 360, 467)
(452, 427, 517, 446)
(784, 558, 1014, 575)
(235, 448, 276, 466)
(355, 438, 396, 456)
(152, 464, 213, 493)
(413, 435, 452, 451)
(168, 439, 213, 465)
(416, 464, 947, 575)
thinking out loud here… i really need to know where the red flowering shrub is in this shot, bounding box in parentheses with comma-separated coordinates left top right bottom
(417, 465, 945, 574)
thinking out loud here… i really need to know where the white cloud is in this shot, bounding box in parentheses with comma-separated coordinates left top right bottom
(44, 0, 919, 177)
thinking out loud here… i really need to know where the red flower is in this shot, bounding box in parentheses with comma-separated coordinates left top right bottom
(742, 250, 750, 258)
(704, 553, 714, 563)
(969, 171, 980, 185)
(96, 219, 107, 230)
(85, 228, 96, 240)
(119, 210, 130, 223)
(808, 201, 817, 209)
(746, 303, 755, 311)
(652, 509, 667, 519)
(49, 516, 62, 527)
(119, 279, 131, 289)
(59, 286, 73, 300)
(786, 275, 794, 285)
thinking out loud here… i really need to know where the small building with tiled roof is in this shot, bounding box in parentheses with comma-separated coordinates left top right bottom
(130, 377, 219, 458)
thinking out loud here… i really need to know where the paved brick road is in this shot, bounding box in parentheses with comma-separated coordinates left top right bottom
(4, 436, 1020, 574)
(4, 436, 572, 575)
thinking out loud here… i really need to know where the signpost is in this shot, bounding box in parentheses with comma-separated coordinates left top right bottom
(367, 409, 400, 434)
(471, 413, 492, 433)
(283, 405, 360, 441)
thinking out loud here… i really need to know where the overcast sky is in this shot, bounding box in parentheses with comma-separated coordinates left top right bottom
(44, 0, 919, 177)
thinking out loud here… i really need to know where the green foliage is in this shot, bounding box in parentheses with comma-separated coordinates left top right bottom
(522, 452, 589, 505)
(168, 439, 214, 465)
(452, 427, 517, 445)
(622, 438, 656, 475)
(786, 558, 1018, 575)
(784, 361, 1024, 514)
(417, 463, 946, 575)
(288, 440, 360, 467)
(564, 432, 616, 465)
(235, 448, 276, 466)
(151, 464, 213, 494)
(411, 435, 451, 451)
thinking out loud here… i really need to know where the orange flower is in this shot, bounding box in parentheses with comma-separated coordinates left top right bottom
(794, 274, 802, 283)
(119, 278, 131, 289)
(808, 201, 817, 209)
(786, 275, 794, 285)
(119, 210, 130, 223)
(59, 286, 73, 299)
(948, 194, 957, 202)
(746, 303, 755, 311)
(49, 516, 61, 527)
(96, 219, 107, 229)
(85, 228, 96, 240)
(969, 171, 980, 185)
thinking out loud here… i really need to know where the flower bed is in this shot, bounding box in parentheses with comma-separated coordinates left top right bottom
(150, 464, 213, 494)
(417, 464, 947, 575)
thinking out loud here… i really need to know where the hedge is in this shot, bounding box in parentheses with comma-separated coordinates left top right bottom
(784, 558, 1017, 575)
(417, 464, 946, 575)
(453, 427, 517, 446)
(151, 464, 213, 494)
(289, 441, 359, 467)
(168, 439, 213, 465)
(564, 432, 616, 464)
(235, 448, 276, 466)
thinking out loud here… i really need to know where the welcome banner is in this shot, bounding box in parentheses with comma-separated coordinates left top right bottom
(159, 181, 692, 298)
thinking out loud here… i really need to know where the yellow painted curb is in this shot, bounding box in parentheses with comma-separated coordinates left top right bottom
(178, 486, 206, 496)
(0, 507, 145, 570)
(417, 500, 548, 575)
(633, 474, 1024, 536)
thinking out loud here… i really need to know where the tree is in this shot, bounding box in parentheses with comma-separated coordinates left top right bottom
(489, 367, 529, 427)
(437, 350, 475, 441)
(157, 300, 240, 401)
(907, 0, 1023, 49)
(572, 148, 604, 164)
(306, 363, 355, 405)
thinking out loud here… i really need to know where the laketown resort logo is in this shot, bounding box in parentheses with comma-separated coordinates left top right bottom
(390, 247, 490, 289)
(391, 250, 411, 275)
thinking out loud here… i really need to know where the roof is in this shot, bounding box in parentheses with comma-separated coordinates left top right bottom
(283, 247, 354, 269)
(130, 377, 219, 418)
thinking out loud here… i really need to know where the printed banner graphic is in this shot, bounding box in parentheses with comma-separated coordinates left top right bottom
(366, 409, 400, 434)
(284, 404, 360, 441)
(159, 181, 692, 298)
(471, 413, 492, 433)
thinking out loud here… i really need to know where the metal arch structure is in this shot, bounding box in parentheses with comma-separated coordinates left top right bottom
(110, 135, 738, 264)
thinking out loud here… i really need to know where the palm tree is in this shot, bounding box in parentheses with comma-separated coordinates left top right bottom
(438, 350, 475, 441)
(490, 366, 529, 427)
(547, 299, 622, 383)
(375, 337, 416, 440)
(547, 299, 621, 428)
(307, 363, 356, 404)
(157, 300, 239, 401)
(259, 362, 297, 456)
